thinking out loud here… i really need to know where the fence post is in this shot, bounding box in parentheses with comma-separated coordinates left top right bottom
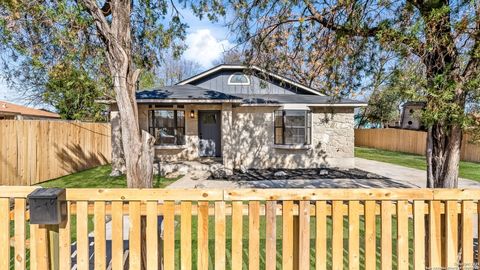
(28, 188, 67, 270)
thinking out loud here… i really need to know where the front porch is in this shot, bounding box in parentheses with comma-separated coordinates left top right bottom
(137, 102, 235, 169)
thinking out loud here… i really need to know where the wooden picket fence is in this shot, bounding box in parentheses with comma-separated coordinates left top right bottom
(1, 186, 480, 270)
(355, 128, 480, 163)
(0, 120, 111, 185)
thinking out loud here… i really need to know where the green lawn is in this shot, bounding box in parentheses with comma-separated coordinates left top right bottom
(355, 147, 480, 182)
(38, 164, 178, 188)
(169, 213, 412, 270)
(9, 165, 179, 269)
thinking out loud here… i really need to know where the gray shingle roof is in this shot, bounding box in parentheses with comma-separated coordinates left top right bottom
(237, 94, 364, 105)
(135, 85, 366, 106)
(136, 85, 241, 101)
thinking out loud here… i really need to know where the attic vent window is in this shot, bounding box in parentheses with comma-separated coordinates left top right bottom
(228, 72, 250, 85)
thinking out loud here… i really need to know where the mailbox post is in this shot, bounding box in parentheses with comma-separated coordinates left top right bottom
(28, 188, 67, 270)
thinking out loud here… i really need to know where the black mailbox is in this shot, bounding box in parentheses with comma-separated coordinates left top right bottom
(28, 188, 67, 225)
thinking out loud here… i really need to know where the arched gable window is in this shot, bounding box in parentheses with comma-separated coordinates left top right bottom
(227, 72, 250, 85)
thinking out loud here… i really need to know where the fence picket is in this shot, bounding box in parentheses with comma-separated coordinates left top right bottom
(413, 201, 425, 270)
(282, 201, 294, 270)
(265, 201, 277, 270)
(316, 201, 327, 270)
(111, 201, 124, 270)
(94, 201, 106, 270)
(461, 201, 473, 268)
(231, 201, 243, 270)
(180, 202, 192, 270)
(332, 200, 343, 270)
(349, 201, 360, 270)
(429, 201, 442, 268)
(198, 201, 209, 270)
(14, 198, 26, 270)
(0, 198, 9, 270)
(445, 201, 458, 268)
(298, 201, 310, 270)
(215, 201, 226, 270)
(163, 201, 175, 270)
(146, 201, 159, 270)
(248, 201, 260, 270)
(59, 202, 71, 270)
(364, 201, 376, 270)
(129, 201, 141, 270)
(76, 201, 89, 270)
(397, 200, 409, 270)
(381, 201, 392, 270)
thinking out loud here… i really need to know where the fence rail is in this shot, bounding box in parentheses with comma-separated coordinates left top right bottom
(1, 187, 480, 270)
(355, 128, 480, 163)
(0, 120, 111, 185)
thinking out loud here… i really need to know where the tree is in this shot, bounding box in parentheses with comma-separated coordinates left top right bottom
(159, 54, 202, 86)
(198, 0, 480, 188)
(2, 2, 191, 267)
(1, 0, 187, 189)
(213, 47, 244, 65)
(359, 87, 402, 128)
(44, 62, 107, 121)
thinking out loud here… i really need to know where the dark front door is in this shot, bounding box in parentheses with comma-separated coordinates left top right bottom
(198, 111, 221, 157)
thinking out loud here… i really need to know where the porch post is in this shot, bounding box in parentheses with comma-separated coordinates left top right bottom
(221, 103, 234, 169)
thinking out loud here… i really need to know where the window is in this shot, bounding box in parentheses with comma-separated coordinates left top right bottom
(274, 110, 311, 145)
(227, 72, 250, 85)
(148, 110, 185, 145)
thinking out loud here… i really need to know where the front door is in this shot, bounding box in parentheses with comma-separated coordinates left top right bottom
(198, 111, 221, 157)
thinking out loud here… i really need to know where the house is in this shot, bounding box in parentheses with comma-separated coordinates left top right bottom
(0, 100, 60, 120)
(400, 101, 426, 130)
(109, 64, 366, 169)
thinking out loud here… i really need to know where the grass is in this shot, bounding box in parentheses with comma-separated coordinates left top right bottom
(169, 212, 413, 269)
(9, 165, 179, 269)
(38, 164, 179, 188)
(355, 146, 480, 182)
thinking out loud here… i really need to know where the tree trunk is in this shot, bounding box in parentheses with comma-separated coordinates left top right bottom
(110, 110, 126, 176)
(426, 123, 462, 188)
(81, 1, 155, 268)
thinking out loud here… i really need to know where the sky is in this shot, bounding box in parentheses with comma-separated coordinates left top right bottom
(0, 5, 234, 107)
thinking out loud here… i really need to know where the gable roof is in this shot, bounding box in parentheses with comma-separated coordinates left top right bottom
(0, 101, 60, 118)
(176, 64, 325, 96)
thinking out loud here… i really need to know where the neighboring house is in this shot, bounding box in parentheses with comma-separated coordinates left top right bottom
(109, 64, 366, 169)
(400, 101, 426, 130)
(0, 100, 60, 120)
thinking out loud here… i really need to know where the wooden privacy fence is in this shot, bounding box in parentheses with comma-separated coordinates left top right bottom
(0, 120, 111, 185)
(355, 128, 480, 163)
(2, 187, 480, 270)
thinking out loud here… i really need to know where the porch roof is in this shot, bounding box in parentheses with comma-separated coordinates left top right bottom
(135, 85, 243, 103)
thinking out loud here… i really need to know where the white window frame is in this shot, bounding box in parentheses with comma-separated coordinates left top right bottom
(227, 72, 251, 85)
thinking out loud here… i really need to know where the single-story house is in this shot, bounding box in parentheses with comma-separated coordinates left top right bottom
(109, 64, 366, 169)
(0, 100, 60, 120)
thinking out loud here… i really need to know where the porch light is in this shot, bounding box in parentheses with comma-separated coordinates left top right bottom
(190, 110, 195, 118)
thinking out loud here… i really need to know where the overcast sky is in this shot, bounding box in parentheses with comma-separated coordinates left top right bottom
(0, 6, 234, 107)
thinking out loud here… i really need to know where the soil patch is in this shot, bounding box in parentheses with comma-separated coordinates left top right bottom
(209, 168, 388, 181)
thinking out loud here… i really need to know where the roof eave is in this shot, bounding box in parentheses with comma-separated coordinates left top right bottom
(239, 103, 367, 107)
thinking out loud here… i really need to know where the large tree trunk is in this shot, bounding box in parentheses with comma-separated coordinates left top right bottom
(110, 110, 126, 176)
(82, 1, 155, 268)
(426, 123, 463, 188)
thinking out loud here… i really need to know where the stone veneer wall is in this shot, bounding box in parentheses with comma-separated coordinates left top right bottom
(230, 106, 355, 169)
(132, 104, 355, 168)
